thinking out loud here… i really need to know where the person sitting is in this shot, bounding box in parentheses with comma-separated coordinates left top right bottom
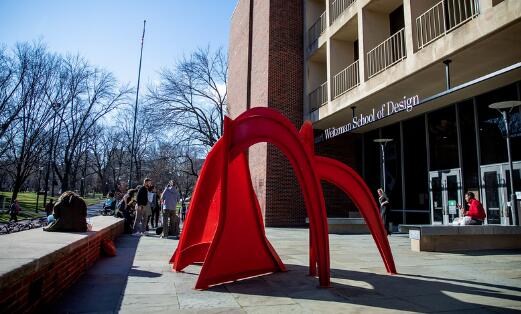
(43, 191, 87, 232)
(45, 199, 54, 217)
(454, 192, 486, 225)
(102, 192, 116, 215)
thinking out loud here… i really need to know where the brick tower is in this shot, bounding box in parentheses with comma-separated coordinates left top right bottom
(228, 0, 305, 226)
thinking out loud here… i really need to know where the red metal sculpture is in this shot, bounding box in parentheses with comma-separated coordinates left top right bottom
(170, 108, 396, 290)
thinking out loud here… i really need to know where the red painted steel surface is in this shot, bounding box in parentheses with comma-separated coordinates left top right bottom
(170, 108, 396, 290)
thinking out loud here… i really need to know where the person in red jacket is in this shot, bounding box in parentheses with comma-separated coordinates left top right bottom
(458, 192, 486, 225)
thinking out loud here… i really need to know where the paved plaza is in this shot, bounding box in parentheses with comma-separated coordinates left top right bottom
(53, 228, 521, 313)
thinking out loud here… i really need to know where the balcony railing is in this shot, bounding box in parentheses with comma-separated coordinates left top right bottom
(309, 81, 328, 112)
(367, 28, 406, 79)
(332, 60, 359, 99)
(308, 11, 327, 50)
(330, 0, 356, 25)
(416, 0, 480, 50)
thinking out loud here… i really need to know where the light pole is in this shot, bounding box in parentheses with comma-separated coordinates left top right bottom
(80, 177, 85, 197)
(374, 139, 394, 192)
(129, 20, 146, 189)
(489, 101, 521, 226)
(43, 102, 61, 206)
(35, 166, 43, 213)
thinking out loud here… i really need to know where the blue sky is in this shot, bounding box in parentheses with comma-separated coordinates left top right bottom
(0, 0, 237, 87)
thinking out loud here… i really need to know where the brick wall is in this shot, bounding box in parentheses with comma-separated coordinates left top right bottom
(228, 0, 250, 119)
(0, 218, 123, 313)
(229, 0, 306, 226)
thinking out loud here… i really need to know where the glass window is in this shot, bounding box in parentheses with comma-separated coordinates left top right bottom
(403, 115, 429, 224)
(428, 105, 459, 170)
(363, 129, 381, 196)
(476, 83, 518, 165)
(380, 123, 402, 225)
(458, 99, 479, 193)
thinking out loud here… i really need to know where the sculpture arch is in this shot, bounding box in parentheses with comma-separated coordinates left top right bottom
(171, 108, 396, 290)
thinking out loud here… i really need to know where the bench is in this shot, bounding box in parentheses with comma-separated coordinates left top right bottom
(306, 217, 369, 234)
(404, 225, 521, 252)
(0, 216, 124, 313)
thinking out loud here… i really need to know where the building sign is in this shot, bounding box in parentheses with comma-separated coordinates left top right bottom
(323, 95, 420, 140)
(448, 200, 457, 215)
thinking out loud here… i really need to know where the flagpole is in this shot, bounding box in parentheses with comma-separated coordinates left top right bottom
(129, 20, 146, 189)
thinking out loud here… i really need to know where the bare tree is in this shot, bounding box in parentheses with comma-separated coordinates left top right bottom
(147, 47, 227, 149)
(115, 103, 158, 187)
(52, 55, 132, 192)
(4, 43, 59, 200)
(0, 42, 47, 144)
(146, 141, 201, 201)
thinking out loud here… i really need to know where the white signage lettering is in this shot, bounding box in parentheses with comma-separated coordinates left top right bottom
(324, 95, 420, 140)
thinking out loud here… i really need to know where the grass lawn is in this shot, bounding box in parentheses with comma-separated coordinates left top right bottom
(0, 192, 103, 223)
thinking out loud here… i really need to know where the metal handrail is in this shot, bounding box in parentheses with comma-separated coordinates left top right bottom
(416, 0, 480, 50)
(367, 28, 406, 78)
(332, 60, 359, 99)
(308, 10, 327, 49)
(330, 0, 356, 25)
(309, 81, 328, 113)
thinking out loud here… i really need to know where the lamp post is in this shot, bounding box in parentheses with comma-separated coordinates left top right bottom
(489, 101, 521, 226)
(43, 102, 61, 206)
(80, 177, 85, 197)
(129, 20, 146, 189)
(374, 138, 394, 192)
(35, 166, 43, 213)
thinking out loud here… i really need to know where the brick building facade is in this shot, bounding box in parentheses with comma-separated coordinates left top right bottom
(229, 0, 521, 227)
(229, 0, 307, 226)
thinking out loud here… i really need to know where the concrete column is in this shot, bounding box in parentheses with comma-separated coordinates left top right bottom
(357, 6, 366, 83)
(326, 38, 332, 103)
(403, 0, 415, 57)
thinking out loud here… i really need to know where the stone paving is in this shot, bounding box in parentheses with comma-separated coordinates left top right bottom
(53, 228, 521, 313)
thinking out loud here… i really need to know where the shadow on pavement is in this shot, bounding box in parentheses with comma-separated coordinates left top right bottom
(50, 235, 152, 313)
(215, 263, 521, 313)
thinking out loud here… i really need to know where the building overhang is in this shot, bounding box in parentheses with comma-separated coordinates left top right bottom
(315, 61, 521, 141)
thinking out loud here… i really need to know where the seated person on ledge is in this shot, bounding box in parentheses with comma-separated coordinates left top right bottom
(44, 191, 87, 232)
(454, 192, 486, 225)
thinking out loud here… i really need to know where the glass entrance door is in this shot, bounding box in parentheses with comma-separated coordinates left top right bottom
(429, 168, 462, 225)
(480, 162, 521, 225)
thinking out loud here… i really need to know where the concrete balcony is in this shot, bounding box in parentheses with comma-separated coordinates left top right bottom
(416, 0, 480, 50)
(329, 0, 356, 25)
(308, 10, 327, 52)
(366, 28, 406, 78)
(332, 60, 360, 99)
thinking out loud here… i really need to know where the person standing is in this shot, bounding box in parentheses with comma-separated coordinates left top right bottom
(181, 202, 187, 221)
(148, 185, 160, 229)
(134, 178, 152, 235)
(9, 199, 20, 222)
(377, 188, 391, 235)
(160, 180, 180, 238)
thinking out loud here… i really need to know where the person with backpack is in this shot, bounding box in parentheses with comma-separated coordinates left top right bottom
(160, 181, 180, 238)
(9, 199, 20, 222)
(134, 179, 152, 235)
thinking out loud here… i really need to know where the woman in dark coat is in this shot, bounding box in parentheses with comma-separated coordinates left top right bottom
(377, 188, 391, 235)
